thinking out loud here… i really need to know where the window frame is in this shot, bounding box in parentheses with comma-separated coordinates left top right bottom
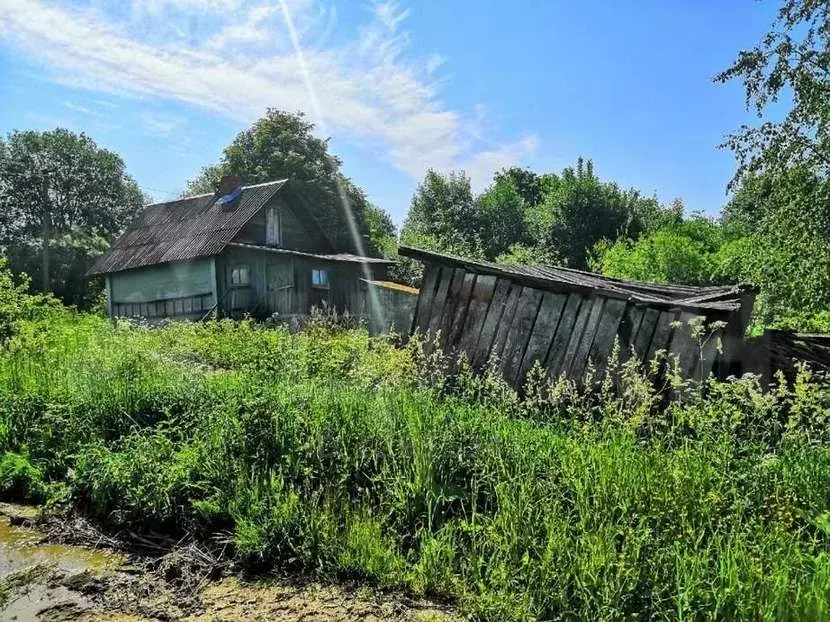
(230, 264, 251, 287)
(311, 267, 330, 289)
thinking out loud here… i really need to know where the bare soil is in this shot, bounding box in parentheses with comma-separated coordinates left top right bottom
(0, 504, 456, 622)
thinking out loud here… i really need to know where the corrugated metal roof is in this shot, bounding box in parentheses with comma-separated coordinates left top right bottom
(227, 242, 394, 264)
(88, 181, 287, 275)
(398, 245, 752, 312)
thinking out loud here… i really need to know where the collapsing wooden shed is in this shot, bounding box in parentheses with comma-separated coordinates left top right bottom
(399, 246, 756, 389)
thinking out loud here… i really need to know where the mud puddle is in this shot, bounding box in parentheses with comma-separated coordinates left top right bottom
(0, 504, 455, 621)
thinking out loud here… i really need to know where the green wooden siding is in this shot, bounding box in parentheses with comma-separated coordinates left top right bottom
(110, 258, 214, 303)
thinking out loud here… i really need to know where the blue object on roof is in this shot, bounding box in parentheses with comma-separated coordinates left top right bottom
(214, 184, 243, 206)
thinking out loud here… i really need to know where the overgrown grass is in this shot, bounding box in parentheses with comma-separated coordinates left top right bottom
(0, 307, 829, 620)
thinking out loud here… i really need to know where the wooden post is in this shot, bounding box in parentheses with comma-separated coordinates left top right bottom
(210, 257, 220, 319)
(105, 275, 114, 321)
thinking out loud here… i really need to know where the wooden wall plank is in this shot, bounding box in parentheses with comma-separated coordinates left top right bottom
(668, 311, 701, 379)
(471, 278, 513, 368)
(699, 326, 723, 381)
(632, 308, 660, 363)
(458, 275, 497, 360)
(568, 296, 607, 381)
(617, 304, 644, 362)
(489, 284, 523, 364)
(646, 309, 679, 367)
(438, 268, 468, 350)
(588, 298, 628, 381)
(448, 273, 477, 350)
(518, 292, 568, 385)
(413, 264, 440, 335)
(499, 287, 544, 386)
(545, 294, 585, 380)
(426, 267, 455, 348)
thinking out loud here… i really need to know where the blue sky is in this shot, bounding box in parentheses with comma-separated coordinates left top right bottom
(0, 0, 778, 224)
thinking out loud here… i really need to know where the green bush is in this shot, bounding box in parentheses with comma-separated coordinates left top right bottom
(0, 452, 46, 503)
(0, 305, 828, 620)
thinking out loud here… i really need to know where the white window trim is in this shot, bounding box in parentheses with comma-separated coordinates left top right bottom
(231, 264, 251, 287)
(266, 205, 281, 246)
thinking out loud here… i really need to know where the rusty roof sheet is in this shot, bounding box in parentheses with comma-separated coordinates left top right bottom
(88, 180, 287, 276)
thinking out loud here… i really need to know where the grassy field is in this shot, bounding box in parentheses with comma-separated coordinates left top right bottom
(0, 303, 829, 620)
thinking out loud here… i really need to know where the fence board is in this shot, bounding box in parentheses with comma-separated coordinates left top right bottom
(545, 294, 585, 379)
(519, 292, 568, 384)
(646, 310, 678, 368)
(458, 275, 497, 359)
(426, 267, 455, 347)
(569, 297, 607, 380)
(448, 272, 477, 350)
(633, 308, 660, 363)
(490, 285, 523, 364)
(588, 298, 628, 381)
(472, 278, 513, 368)
(500, 287, 544, 386)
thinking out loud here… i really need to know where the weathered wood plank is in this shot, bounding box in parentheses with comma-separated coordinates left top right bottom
(426, 267, 455, 348)
(668, 311, 701, 379)
(699, 325, 723, 381)
(568, 296, 607, 381)
(588, 297, 629, 381)
(437, 268, 466, 345)
(632, 308, 660, 363)
(412, 264, 440, 335)
(446, 272, 476, 352)
(518, 292, 568, 385)
(471, 278, 513, 368)
(458, 275, 497, 360)
(646, 309, 678, 368)
(489, 284, 523, 364)
(617, 304, 644, 362)
(499, 287, 544, 386)
(545, 294, 585, 380)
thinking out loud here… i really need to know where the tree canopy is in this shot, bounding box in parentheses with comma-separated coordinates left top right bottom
(0, 128, 144, 307)
(715, 0, 830, 184)
(187, 109, 395, 258)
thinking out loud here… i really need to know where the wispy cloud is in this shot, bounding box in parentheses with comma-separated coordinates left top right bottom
(0, 0, 537, 182)
(141, 111, 181, 136)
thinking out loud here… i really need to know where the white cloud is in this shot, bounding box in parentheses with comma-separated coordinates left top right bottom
(141, 111, 181, 136)
(0, 0, 537, 184)
(425, 53, 445, 75)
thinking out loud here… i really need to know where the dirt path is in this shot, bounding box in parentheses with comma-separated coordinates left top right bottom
(0, 505, 455, 622)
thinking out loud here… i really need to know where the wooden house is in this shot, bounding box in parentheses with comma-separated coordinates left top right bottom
(399, 246, 756, 388)
(88, 178, 396, 321)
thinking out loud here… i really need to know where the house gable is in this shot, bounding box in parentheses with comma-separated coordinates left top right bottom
(231, 194, 335, 253)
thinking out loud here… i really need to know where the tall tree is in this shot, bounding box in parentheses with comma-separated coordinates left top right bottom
(715, 0, 830, 183)
(400, 170, 482, 258)
(536, 158, 664, 269)
(186, 109, 395, 257)
(0, 129, 143, 306)
(475, 174, 529, 260)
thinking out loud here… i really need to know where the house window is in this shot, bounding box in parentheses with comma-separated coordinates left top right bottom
(311, 268, 329, 289)
(231, 264, 250, 287)
(266, 205, 281, 246)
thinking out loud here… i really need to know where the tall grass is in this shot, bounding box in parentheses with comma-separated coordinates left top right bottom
(0, 308, 828, 620)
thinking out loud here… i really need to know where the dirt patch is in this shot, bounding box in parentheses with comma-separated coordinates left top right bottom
(0, 506, 457, 621)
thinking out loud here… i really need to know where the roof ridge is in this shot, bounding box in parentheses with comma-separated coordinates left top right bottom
(143, 179, 291, 207)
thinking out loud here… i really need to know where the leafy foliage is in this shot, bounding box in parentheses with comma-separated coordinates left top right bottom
(186, 109, 395, 257)
(1, 285, 829, 619)
(715, 0, 830, 184)
(0, 129, 144, 306)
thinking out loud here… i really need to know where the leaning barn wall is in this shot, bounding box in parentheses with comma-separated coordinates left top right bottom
(412, 263, 733, 389)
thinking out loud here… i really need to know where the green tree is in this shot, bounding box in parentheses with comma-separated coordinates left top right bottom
(715, 0, 830, 183)
(475, 175, 529, 260)
(0, 129, 144, 306)
(400, 169, 482, 259)
(723, 168, 830, 326)
(186, 109, 395, 257)
(535, 158, 666, 269)
(590, 215, 741, 286)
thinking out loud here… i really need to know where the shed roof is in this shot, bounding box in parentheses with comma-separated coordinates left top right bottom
(398, 245, 751, 314)
(89, 180, 336, 276)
